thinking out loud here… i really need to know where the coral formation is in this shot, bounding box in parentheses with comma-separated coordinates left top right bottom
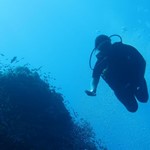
(0, 65, 107, 150)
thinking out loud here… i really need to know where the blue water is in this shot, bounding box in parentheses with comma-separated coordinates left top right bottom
(0, 0, 150, 149)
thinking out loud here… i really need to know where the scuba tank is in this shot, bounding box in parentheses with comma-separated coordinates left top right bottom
(89, 34, 123, 70)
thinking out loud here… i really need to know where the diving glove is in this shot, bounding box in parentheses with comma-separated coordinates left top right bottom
(85, 90, 96, 96)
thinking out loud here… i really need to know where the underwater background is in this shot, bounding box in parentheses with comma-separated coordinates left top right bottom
(0, 0, 150, 150)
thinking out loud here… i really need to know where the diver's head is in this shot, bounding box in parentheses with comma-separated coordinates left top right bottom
(95, 34, 111, 51)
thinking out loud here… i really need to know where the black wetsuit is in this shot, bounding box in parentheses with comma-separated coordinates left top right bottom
(93, 42, 149, 112)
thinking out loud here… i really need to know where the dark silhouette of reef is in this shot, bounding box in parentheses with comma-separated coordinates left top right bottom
(0, 65, 107, 150)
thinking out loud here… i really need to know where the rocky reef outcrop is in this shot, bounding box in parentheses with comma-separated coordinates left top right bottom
(0, 61, 107, 150)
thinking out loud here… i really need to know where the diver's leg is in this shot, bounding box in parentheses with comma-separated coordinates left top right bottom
(114, 89, 138, 112)
(135, 78, 149, 102)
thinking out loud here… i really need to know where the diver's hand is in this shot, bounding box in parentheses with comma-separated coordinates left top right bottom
(85, 90, 96, 96)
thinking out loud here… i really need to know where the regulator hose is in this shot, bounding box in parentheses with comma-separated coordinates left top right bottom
(89, 34, 123, 70)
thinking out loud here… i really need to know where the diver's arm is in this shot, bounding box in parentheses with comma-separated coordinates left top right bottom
(85, 55, 105, 96)
(91, 77, 100, 93)
(85, 77, 100, 96)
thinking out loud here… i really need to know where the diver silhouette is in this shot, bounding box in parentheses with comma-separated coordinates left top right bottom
(85, 34, 149, 112)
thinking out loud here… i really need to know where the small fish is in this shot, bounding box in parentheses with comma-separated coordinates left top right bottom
(11, 56, 17, 63)
(0, 53, 4, 56)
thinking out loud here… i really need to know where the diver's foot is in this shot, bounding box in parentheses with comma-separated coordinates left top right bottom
(85, 90, 96, 96)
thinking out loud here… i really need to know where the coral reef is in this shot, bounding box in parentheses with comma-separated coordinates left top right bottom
(0, 65, 107, 150)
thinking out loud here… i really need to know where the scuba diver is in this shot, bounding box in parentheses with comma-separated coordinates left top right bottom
(85, 34, 149, 112)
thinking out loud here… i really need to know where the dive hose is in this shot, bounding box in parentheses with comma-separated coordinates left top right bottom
(89, 34, 122, 70)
